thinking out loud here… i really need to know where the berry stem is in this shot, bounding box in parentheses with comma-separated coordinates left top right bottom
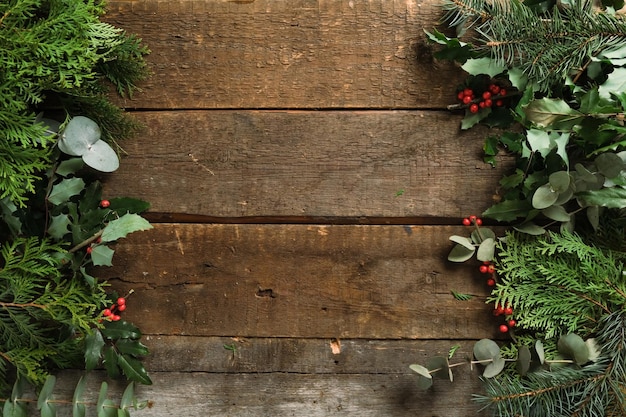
(68, 229, 104, 254)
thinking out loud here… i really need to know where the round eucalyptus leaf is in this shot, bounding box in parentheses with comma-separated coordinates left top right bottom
(535, 340, 545, 365)
(548, 171, 571, 193)
(82, 140, 120, 172)
(541, 205, 570, 222)
(426, 356, 450, 380)
(554, 187, 573, 205)
(476, 237, 496, 262)
(558, 333, 589, 365)
(513, 222, 546, 235)
(409, 364, 433, 390)
(532, 183, 559, 209)
(448, 243, 475, 262)
(40, 117, 61, 137)
(595, 152, 624, 179)
(449, 235, 475, 250)
(483, 356, 505, 378)
(586, 206, 600, 231)
(516, 346, 532, 376)
(473, 338, 500, 361)
(471, 227, 496, 244)
(58, 116, 101, 156)
(574, 163, 597, 183)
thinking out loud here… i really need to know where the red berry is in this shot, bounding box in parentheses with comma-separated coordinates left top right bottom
(463, 88, 473, 97)
(508, 319, 516, 328)
(462, 95, 472, 104)
(100, 199, 111, 208)
(496, 99, 504, 107)
(457, 91, 465, 101)
(475, 218, 483, 226)
(486, 278, 496, 286)
(479, 265, 489, 274)
(462, 218, 471, 226)
(469, 215, 477, 222)
(490, 84, 500, 94)
(103, 309, 112, 317)
(482, 91, 491, 100)
(118, 304, 127, 312)
(494, 306, 505, 316)
(504, 306, 513, 316)
(111, 315, 121, 322)
(117, 297, 126, 306)
(487, 264, 496, 273)
(479, 101, 486, 108)
(484, 99, 492, 108)
(86, 246, 93, 254)
(499, 324, 509, 333)
(469, 104, 479, 113)
(499, 89, 507, 96)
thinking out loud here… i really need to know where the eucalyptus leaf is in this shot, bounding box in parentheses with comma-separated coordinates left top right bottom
(476, 238, 496, 262)
(514, 222, 546, 235)
(535, 340, 545, 364)
(473, 338, 500, 361)
(483, 356, 505, 378)
(82, 139, 120, 172)
(548, 171, 570, 193)
(532, 183, 559, 209)
(516, 346, 532, 376)
(72, 376, 87, 417)
(587, 206, 600, 231)
(448, 243, 475, 262)
(37, 376, 56, 410)
(471, 227, 496, 244)
(541, 205, 570, 222)
(595, 152, 624, 179)
(409, 364, 433, 390)
(449, 235, 475, 250)
(58, 116, 101, 156)
(426, 356, 451, 380)
(558, 333, 589, 365)
(120, 383, 136, 411)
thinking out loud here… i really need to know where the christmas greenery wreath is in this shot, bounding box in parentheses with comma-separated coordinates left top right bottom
(0, 1, 152, 415)
(412, 0, 626, 416)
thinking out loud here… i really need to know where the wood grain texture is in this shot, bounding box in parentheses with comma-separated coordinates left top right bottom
(104, 0, 465, 109)
(49, 369, 489, 417)
(141, 336, 490, 374)
(99, 224, 504, 339)
(102, 110, 513, 217)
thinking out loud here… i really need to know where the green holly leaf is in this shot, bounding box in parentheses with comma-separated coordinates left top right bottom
(101, 213, 152, 243)
(114, 339, 150, 357)
(461, 57, 506, 77)
(48, 177, 85, 205)
(85, 329, 105, 371)
(524, 98, 583, 129)
(117, 354, 152, 385)
(91, 244, 115, 266)
(102, 320, 142, 340)
(103, 346, 121, 379)
(48, 214, 71, 239)
(109, 197, 151, 214)
(56, 157, 84, 177)
(423, 29, 475, 62)
(599, 67, 626, 99)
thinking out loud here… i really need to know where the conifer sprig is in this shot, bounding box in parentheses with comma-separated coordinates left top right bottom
(490, 231, 626, 339)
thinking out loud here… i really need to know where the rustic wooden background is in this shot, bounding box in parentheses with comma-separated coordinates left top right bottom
(72, 0, 513, 415)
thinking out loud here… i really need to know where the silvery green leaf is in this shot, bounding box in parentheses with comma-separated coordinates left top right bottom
(58, 116, 101, 156)
(82, 140, 120, 172)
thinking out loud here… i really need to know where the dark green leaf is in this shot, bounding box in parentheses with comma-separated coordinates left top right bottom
(483, 199, 532, 221)
(541, 205, 570, 222)
(451, 290, 473, 301)
(578, 187, 626, 208)
(499, 169, 525, 189)
(595, 152, 624, 178)
(48, 178, 85, 205)
(103, 347, 121, 379)
(109, 198, 150, 214)
(101, 320, 142, 340)
(117, 354, 152, 385)
(524, 98, 583, 129)
(114, 339, 150, 357)
(85, 330, 105, 371)
(532, 183, 559, 209)
(516, 346, 532, 376)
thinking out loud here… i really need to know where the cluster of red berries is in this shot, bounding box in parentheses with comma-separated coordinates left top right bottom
(493, 303, 516, 333)
(462, 215, 482, 226)
(102, 297, 128, 322)
(479, 261, 497, 287)
(456, 84, 507, 113)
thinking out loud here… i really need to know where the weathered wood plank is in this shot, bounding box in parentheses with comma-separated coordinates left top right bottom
(49, 370, 489, 417)
(104, 0, 465, 109)
(103, 110, 512, 217)
(141, 336, 489, 374)
(99, 224, 503, 339)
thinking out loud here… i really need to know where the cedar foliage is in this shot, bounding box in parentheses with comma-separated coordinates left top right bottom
(0, 0, 149, 206)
